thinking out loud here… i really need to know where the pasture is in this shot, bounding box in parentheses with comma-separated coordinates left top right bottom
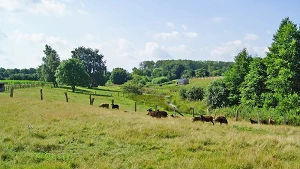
(1, 86, 300, 168)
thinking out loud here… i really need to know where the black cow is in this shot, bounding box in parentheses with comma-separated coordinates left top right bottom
(111, 103, 119, 109)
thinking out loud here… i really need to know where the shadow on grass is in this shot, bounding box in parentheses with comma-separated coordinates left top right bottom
(58, 86, 113, 97)
(92, 87, 121, 93)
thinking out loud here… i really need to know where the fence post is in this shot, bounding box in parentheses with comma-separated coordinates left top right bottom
(173, 106, 176, 116)
(284, 113, 287, 125)
(235, 110, 239, 121)
(192, 108, 194, 117)
(134, 102, 136, 112)
(112, 99, 114, 105)
(155, 105, 158, 110)
(40, 89, 43, 100)
(64, 92, 68, 102)
(257, 111, 260, 124)
(10, 87, 14, 97)
(89, 94, 92, 105)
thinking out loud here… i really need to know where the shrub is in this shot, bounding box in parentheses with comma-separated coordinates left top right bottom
(152, 77, 169, 84)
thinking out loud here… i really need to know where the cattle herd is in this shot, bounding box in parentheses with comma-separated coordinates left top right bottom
(99, 103, 276, 125)
(249, 117, 275, 125)
(99, 103, 119, 109)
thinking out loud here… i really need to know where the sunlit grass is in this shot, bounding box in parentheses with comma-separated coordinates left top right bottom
(0, 87, 300, 169)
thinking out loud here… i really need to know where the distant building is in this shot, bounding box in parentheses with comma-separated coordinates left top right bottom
(0, 82, 6, 92)
(177, 78, 189, 85)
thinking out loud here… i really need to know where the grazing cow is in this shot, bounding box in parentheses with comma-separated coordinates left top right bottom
(260, 120, 268, 124)
(111, 103, 119, 109)
(268, 117, 275, 125)
(214, 116, 228, 125)
(192, 116, 201, 122)
(99, 103, 109, 108)
(249, 118, 258, 124)
(147, 109, 168, 118)
(194, 115, 214, 125)
(170, 114, 179, 118)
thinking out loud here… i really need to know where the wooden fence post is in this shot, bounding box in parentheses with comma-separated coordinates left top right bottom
(89, 94, 93, 105)
(134, 102, 137, 112)
(192, 108, 194, 117)
(10, 87, 14, 97)
(64, 92, 68, 102)
(112, 99, 114, 105)
(284, 113, 287, 125)
(40, 89, 43, 100)
(235, 110, 239, 121)
(155, 105, 158, 110)
(173, 106, 176, 116)
(257, 111, 260, 124)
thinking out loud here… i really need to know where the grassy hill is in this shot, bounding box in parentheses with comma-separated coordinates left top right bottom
(1, 86, 300, 168)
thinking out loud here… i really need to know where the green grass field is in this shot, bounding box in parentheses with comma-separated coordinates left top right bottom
(1, 86, 300, 169)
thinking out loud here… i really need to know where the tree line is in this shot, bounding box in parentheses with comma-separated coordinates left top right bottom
(0, 68, 38, 80)
(204, 17, 300, 124)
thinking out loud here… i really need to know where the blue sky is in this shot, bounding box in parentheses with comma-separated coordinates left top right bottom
(0, 0, 300, 71)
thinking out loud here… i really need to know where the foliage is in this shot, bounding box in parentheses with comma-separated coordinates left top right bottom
(223, 48, 253, 106)
(264, 17, 300, 113)
(204, 78, 229, 109)
(110, 67, 130, 85)
(240, 57, 267, 107)
(71, 46, 106, 87)
(0, 67, 38, 80)
(55, 58, 90, 92)
(151, 76, 169, 84)
(180, 86, 204, 101)
(38, 45, 60, 87)
(121, 80, 143, 95)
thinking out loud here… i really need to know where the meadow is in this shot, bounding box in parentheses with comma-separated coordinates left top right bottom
(1, 85, 300, 169)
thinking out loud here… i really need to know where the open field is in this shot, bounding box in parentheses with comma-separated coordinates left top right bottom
(1, 87, 300, 169)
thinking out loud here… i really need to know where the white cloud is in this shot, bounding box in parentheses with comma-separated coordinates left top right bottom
(0, 0, 68, 16)
(167, 44, 195, 59)
(77, 1, 86, 15)
(182, 32, 198, 39)
(182, 24, 188, 31)
(166, 22, 175, 29)
(211, 17, 224, 23)
(154, 31, 180, 40)
(9, 30, 68, 45)
(210, 40, 267, 61)
(139, 42, 171, 60)
(244, 33, 260, 41)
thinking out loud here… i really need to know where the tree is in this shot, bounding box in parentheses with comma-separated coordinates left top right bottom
(152, 68, 164, 78)
(55, 58, 89, 92)
(204, 79, 229, 109)
(223, 48, 252, 105)
(240, 57, 267, 107)
(71, 46, 106, 87)
(39, 45, 60, 87)
(110, 68, 130, 85)
(265, 17, 300, 96)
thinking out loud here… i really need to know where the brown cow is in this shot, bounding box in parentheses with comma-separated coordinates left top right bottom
(147, 109, 168, 118)
(260, 120, 268, 124)
(193, 115, 214, 125)
(99, 103, 109, 108)
(268, 117, 275, 125)
(249, 118, 258, 124)
(214, 116, 228, 125)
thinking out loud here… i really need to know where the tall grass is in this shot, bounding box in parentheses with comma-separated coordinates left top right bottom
(1, 87, 300, 168)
